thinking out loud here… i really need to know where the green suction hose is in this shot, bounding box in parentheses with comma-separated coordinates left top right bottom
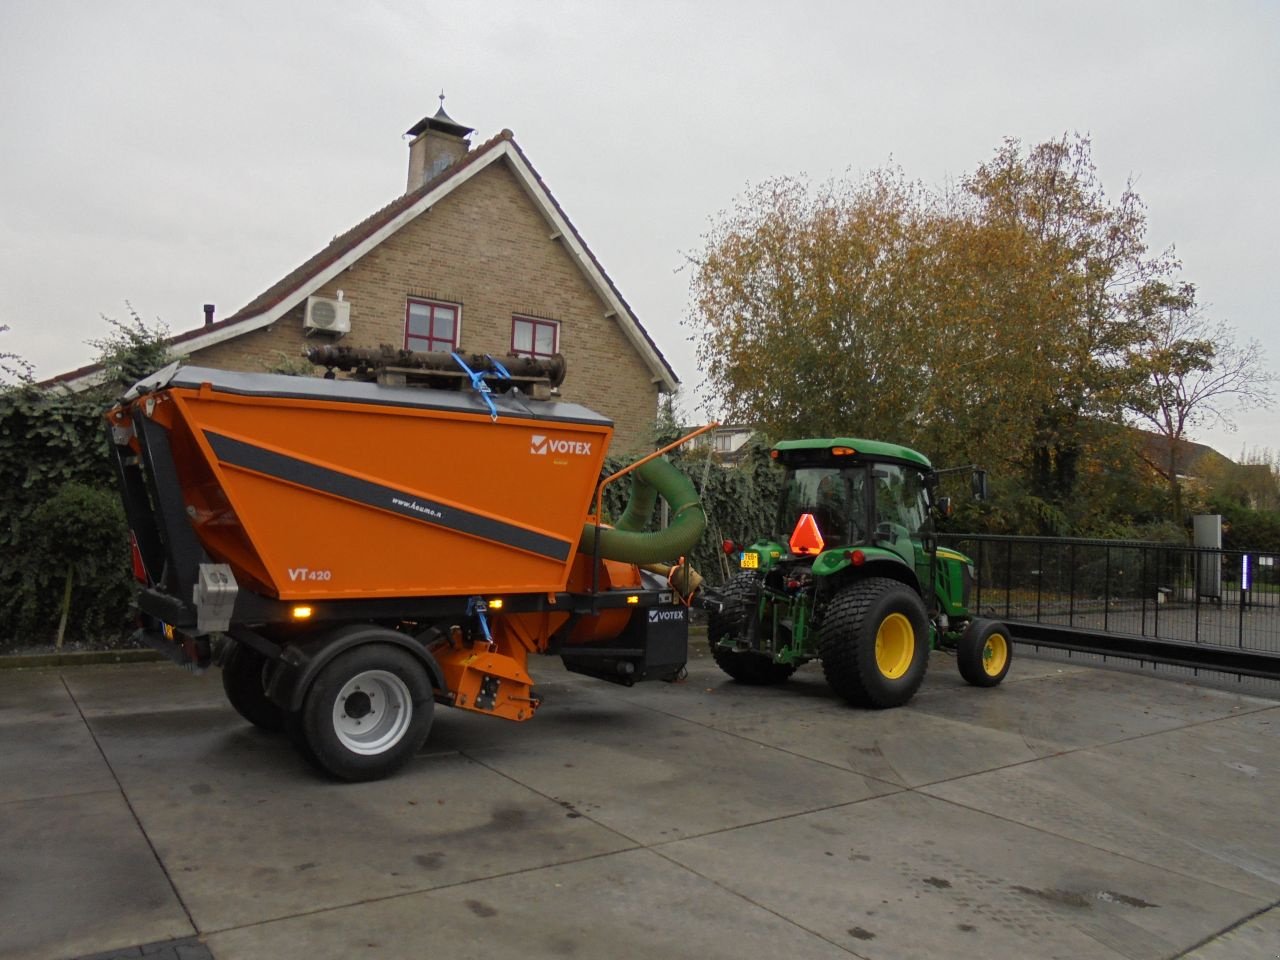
(579, 456, 706, 563)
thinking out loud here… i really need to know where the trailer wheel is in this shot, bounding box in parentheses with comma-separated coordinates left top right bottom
(819, 577, 929, 708)
(221, 643, 284, 732)
(295, 643, 434, 782)
(709, 572, 797, 685)
(957, 619, 1012, 687)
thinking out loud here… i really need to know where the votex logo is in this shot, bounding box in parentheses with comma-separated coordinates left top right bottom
(530, 434, 594, 456)
(648, 608, 685, 623)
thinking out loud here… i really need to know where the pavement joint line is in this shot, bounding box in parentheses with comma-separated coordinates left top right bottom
(459, 742, 883, 958)
(0, 787, 122, 809)
(459, 747, 656, 848)
(655, 674, 1280, 797)
(1169, 896, 1280, 958)
(59, 672, 200, 938)
(645, 844, 872, 960)
(619, 690, 1083, 794)
(194, 844, 646, 939)
(914, 782, 1280, 906)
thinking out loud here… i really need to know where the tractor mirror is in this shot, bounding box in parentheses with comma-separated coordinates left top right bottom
(972, 470, 989, 501)
(936, 496, 954, 518)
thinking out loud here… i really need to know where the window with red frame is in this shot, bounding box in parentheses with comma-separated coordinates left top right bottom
(405, 299, 459, 352)
(511, 316, 559, 358)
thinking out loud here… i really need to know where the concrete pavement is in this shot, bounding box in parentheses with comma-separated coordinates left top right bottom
(1, 642, 1278, 960)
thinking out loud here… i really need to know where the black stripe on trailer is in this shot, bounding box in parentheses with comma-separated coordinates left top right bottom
(205, 432, 573, 562)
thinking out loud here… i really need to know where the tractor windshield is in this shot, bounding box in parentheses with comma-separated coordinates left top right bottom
(777, 466, 868, 548)
(871, 464, 930, 540)
(777, 462, 933, 553)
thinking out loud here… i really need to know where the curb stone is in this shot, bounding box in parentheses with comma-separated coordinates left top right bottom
(0, 649, 163, 670)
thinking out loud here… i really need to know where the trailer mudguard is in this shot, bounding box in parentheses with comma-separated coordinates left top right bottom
(269, 624, 448, 712)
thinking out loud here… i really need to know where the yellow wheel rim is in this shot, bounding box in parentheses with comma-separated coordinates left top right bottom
(982, 633, 1009, 677)
(875, 613, 915, 680)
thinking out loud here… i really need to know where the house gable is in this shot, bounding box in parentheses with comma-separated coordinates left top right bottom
(192, 158, 661, 449)
(45, 128, 678, 453)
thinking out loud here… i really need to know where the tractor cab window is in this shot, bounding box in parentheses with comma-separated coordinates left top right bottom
(871, 465, 930, 538)
(778, 466, 867, 548)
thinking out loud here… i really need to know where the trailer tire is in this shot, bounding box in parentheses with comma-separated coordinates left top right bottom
(957, 619, 1012, 687)
(221, 643, 284, 732)
(819, 577, 929, 708)
(295, 643, 434, 782)
(709, 571, 797, 685)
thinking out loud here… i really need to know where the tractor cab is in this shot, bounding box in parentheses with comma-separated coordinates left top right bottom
(711, 436, 1011, 706)
(772, 440, 934, 568)
(735, 438, 939, 594)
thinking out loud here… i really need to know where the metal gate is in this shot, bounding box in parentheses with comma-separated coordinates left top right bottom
(938, 534, 1280, 680)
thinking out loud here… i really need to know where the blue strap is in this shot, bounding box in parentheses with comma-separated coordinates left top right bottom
(451, 352, 499, 421)
(465, 596, 494, 645)
(484, 355, 512, 380)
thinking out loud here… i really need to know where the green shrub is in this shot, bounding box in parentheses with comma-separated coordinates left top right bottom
(4, 483, 136, 648)
(0, 310, 171, 648)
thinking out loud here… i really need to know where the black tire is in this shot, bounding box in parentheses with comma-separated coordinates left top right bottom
(708, 571, 797, 685)
(221, 642, 284, 732)
(819, 577, 930, 708)
(295, 643, 434, 782)
(957, 619, 1012, 687)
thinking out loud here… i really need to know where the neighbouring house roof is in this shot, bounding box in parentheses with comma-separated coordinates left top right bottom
(1137, 429, 1234, 479)
(45, 129, 679, 393)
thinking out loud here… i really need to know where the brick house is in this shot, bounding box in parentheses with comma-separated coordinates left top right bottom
(52, 105, 679, 454)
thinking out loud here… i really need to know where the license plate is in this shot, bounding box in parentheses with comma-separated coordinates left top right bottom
(739, 552, 758, 569)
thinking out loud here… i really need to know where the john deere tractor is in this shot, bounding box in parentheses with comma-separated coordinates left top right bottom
(708, 437, 1011, 707)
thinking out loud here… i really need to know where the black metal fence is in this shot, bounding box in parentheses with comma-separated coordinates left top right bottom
(938, 534, 1280, 677)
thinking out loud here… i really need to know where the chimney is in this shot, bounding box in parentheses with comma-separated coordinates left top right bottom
(405, 94, 473, 193)
(203, 304, 215, 326)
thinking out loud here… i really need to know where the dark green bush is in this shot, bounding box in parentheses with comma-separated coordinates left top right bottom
(0, 311, 170, 649)
(5, 483, 136, 648)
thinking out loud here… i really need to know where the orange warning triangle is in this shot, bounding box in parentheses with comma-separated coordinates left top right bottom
(789, 513, 825, 555)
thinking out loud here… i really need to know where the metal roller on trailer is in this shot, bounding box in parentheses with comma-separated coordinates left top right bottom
(105, 347, 708, 781)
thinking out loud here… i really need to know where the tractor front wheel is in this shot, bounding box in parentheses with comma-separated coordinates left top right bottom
(957, 619, 1012, 687)
(709, 572, 797, 686)
(819, 578, 929, 708)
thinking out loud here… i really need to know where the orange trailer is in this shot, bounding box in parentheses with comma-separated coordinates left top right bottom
(107, 356, 707, 781)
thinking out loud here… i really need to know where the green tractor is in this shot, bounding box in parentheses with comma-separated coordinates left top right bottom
(708, 437, 1011, 707)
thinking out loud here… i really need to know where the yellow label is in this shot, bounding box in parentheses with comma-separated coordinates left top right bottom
(740, 552, 759, 569)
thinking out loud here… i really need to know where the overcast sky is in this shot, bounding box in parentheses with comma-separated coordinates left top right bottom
(2, 0, 1276, 456)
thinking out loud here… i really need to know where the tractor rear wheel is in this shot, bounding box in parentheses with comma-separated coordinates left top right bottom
(957, 619, 1012, 687)
(819, 578, 929, 708)
(221, 642, 284, 732)
(293, 643, 434, 782)
(709, 571, 797, 686)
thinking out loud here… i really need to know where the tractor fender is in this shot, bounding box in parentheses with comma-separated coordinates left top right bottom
(271, 623, 447, 712)
(821, 557, 922, 598)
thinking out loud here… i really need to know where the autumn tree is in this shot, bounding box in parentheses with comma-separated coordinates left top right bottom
(686, 169, 1066, 476)
(958, 136, 1178, 507)
(687, 134, 1262, 534)
(1125, 283, 1273, 523)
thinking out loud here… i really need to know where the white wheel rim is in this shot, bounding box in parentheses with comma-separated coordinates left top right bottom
(332, 669, 413, 755)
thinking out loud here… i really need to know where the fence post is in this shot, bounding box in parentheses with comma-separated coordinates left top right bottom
(1104, 544, 1111, 633)
(976, 538, 984, 615)
(1194, 548, 1201, 645)
(1005, 538, 1013, 619)
(1239, 554, 1248, 648)
(1069, 542, 1076, 627)
(1036, 539, 1043, 622)
(1141, 545, 1148, 637)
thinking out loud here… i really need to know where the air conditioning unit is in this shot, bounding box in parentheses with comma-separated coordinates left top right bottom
(303, 295, 351, 336)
